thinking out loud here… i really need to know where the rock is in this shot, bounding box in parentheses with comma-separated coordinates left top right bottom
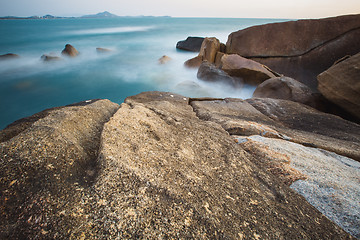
(317, 52, 360, 119)
(191, 97, 360, 161)
(0, 53, 19, 60)
(96, 47, 112, 53)
(41, 54, 62, 62)
(61, 44, 79, 57)
(226, 14, 360, 90)
(220, 54, 276, 85)
(199, 37, 221, 63)
(0, 99, 119, 238)
(253, 76, 319, 108)
(184, 55, 202, 68)
(197, 61, 242, 87)
(0, 92, 355, 239)
(158, 55, 172, 64)
(236, 135, 360, 238)
(176, 37, 204, 52)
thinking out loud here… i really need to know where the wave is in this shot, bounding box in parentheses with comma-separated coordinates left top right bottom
(70, 26, 155, 35)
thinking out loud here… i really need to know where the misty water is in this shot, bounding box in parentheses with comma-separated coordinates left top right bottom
(0, 17, 287, 129)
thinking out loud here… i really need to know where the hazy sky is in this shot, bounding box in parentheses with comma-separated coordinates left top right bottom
(0, 0, 359, 18)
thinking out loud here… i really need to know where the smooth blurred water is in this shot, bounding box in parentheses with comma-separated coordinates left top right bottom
(0, 17, 288, 129)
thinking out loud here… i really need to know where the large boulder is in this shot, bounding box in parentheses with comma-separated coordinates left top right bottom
(197, 61, 242, 87)
(0, 92, 355, 239)
(253, 76, 319, 108)
(317, 52, 360, 119)
(184, 37, 221, 68)
(61, 44, 79, 57)
(220, 54, 276, 85)
(226, 14, 360, 90)
(176, 37, 204, 52)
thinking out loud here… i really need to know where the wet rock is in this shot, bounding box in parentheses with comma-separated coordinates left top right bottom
(318, 52, 360, 119)
(96, 47, 112, 53)
(61, 44, 79, 57)
(226, 14, 360, 90)
(0, 53, 19, 60)
(197, 61, 242, 87)
(220, 54, 276, 85)
(176, 37, 204, 52)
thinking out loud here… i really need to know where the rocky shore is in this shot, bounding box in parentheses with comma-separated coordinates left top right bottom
(1, 14, 360, 239)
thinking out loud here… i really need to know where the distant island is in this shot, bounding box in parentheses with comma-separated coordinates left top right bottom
(0, 11, 170, 20)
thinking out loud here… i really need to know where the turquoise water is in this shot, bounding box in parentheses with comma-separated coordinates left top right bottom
(0, 17, 287, 129)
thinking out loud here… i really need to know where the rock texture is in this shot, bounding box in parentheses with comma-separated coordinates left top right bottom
(61, 44, 79, 57)
(226, 14, 360, 90)
(220, 54, 276, 85)
(197, 61, 242, 87)
(236, 135, 360, 238)
(318, 52, 360, 119)
(176, 37, 205, 52)
(0, 92, 356, 239)
(253, 76, 320, 108)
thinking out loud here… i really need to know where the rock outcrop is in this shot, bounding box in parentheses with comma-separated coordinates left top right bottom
(219, 54, 276, 85)
(197, 61, 242, 87)
(253, 76, 319, 108)
(226, 14, 360, 90)
(61, 44, 79, 57)
(0, 92, 356, 239)
(176, 37, 205, 52)
(317, 52, 360, 119)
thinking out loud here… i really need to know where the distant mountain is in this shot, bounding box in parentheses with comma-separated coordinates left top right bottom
(81, 11, 119, 19)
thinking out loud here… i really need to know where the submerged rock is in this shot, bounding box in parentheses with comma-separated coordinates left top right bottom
(0, 92, 357, 239)
(226, 14, 360, 90)
(96, 47, 112, 53)
(158, 55, 172, 64)
(176, 36, 204, 52)
(41, 54, 62, 62)
(318, 52, 360, 119)
(61, 44, 79, 57)
(0, 53, 19, 60)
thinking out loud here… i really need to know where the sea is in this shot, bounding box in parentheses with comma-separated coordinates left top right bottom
(0, 17, 288, 129)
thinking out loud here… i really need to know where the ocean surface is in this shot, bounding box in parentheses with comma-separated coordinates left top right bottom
(0, 17, 288, 129)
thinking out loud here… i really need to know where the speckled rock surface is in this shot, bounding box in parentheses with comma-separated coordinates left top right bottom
(0, 92, 356, 239)
(235, 135, 360, 238)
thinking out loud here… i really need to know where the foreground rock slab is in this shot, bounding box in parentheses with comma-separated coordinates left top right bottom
(0, 92, 356, 239)
(318, 52, 360, 119)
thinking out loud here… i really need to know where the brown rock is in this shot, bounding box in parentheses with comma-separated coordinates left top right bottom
(96, 47, 112, 53)
(158, 55, 172, 64)
(220, 54, 276, 85)
(198, 37, 221, 63)
(226, 14, 360, 90)
(61, 44, 79, 57)
(253, 76, 318, 108)
(318, 52, 360, 119)
(184, 55, 203, 68)
(197, 61, 242, 87)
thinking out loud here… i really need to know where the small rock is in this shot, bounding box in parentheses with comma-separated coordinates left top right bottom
(158, 55, 172, 64)
(96, 47, 112, 53)
(61, 44, 79, 57)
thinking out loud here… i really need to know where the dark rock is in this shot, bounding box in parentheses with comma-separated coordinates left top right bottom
(253, 76, 320, 108)
(197, 61, 242, 87)
(318, 52, 360, 119)
(0, 53, 19, 60)
(61, 44, 79, 57)
(226, 14, 360, 90)
(220, 54, 276, 85)
(176, 37, 204, 52)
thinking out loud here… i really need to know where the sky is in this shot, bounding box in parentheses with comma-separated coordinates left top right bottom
(0, 0, 359, 19)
